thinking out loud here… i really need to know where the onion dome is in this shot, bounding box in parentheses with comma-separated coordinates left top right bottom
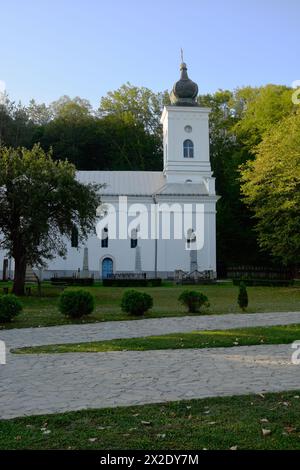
(170, 62, 198, 106)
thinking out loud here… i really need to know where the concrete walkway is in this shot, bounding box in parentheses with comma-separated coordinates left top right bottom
(1, 311, 300, 349)
(0, 312, 300, 420)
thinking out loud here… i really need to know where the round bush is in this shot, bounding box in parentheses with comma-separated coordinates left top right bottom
(0, 294, 23, 322)
(59, 290, 95, 318)
(121, 290, 153, 316)
(178, 290, 209, 313)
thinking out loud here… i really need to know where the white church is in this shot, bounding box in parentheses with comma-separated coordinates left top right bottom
(0, 62, 218, 281)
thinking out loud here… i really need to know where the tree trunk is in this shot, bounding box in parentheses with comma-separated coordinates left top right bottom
(12, 255, 27, 296)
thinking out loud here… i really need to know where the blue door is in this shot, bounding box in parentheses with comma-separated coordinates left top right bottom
(102, 258, 113, 279)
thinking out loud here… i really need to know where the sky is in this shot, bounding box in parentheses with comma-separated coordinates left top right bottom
(0, 0, 299, 108)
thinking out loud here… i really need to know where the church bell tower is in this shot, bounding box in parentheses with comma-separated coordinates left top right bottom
(161, 62, 213, 186)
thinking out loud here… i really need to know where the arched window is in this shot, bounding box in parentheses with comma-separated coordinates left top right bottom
(186, 228, 196, 249)
(131, 228, 138, 248)
(183, 139, 194, 158)
(101, 227, 108, 248)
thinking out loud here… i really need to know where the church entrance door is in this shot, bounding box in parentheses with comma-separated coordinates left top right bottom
(102, 257, 113, 279)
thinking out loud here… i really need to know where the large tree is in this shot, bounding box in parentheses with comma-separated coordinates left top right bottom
(98, 83, 169, 171)
(99, 82, 170, 137)
(198, 86, 296, 267)
(0, 144, 101, 295)
(198, 90, 265, 265)
(240, 109, 300, 264)
(0, 95, 37, 148)
(39, 100, 101, 169)
(233, 85, 294, 147)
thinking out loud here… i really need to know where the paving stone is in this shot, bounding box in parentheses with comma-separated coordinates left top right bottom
(0, 312, 300, 419)
(1, 311, 300, 349)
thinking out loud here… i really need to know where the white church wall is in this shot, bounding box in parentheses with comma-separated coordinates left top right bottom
(0, 195, 217, 280)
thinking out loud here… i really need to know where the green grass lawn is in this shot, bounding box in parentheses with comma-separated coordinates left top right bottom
(1, 281, 300, 330)
(13, 324, 300, 354)
(0, 392, 300, 449)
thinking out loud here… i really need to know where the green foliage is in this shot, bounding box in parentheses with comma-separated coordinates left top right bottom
(0, 283, 299, 330)
(238, 282, 248, 311)
(200, 85, 296, 267)
(178, 290, 209, 313)
(0, 92, 165, 172)
(199, 89, 269, 266)
(1, 83, 298, 268)
(99, 82, 170, 137)
(233, 85, 294, 147)
(0, 96, 36, 148)
(58, 290, 95, 318)
(50, 95, 93, 119)
(121, 290, 153, 316)
(17, 324, 300, 354)
(0, 144, 101, 295)
(0, 294, 23, 322)
(240, 109, 300, 264)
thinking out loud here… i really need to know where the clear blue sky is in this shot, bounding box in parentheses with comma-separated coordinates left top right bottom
(0, 0, 299, 108)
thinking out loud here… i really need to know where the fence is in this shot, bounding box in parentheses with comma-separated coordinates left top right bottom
(227, 265, 294, 280)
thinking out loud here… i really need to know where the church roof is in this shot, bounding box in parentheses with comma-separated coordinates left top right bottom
(155, 182, 208, 196)
(77, 171, 165, 196)
(170, 62, 199, 107)
(77, 171, 208, 196)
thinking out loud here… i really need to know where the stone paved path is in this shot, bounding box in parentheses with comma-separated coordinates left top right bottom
(0, 312, 300, 420)
(1, 311, 300, 349)
(0, 344, 299, 419)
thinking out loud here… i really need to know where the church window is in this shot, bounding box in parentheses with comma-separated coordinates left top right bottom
(71, 226, 79, 248)
(131, 228, 138, 248)
(101, 227, 108, 248)
(186, 228, 196, 248)
(183, 139, 194, 158)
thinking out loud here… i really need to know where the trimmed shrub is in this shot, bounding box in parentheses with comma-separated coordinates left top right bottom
(121, 290, 153, 316)
(0, 294, 23, 322)
(238, 282, 248, 311)
(59, 290, 95, 318)
(178, 290, 209, 313)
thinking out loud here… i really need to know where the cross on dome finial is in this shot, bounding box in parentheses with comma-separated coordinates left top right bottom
(180, 48, 184, 63)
